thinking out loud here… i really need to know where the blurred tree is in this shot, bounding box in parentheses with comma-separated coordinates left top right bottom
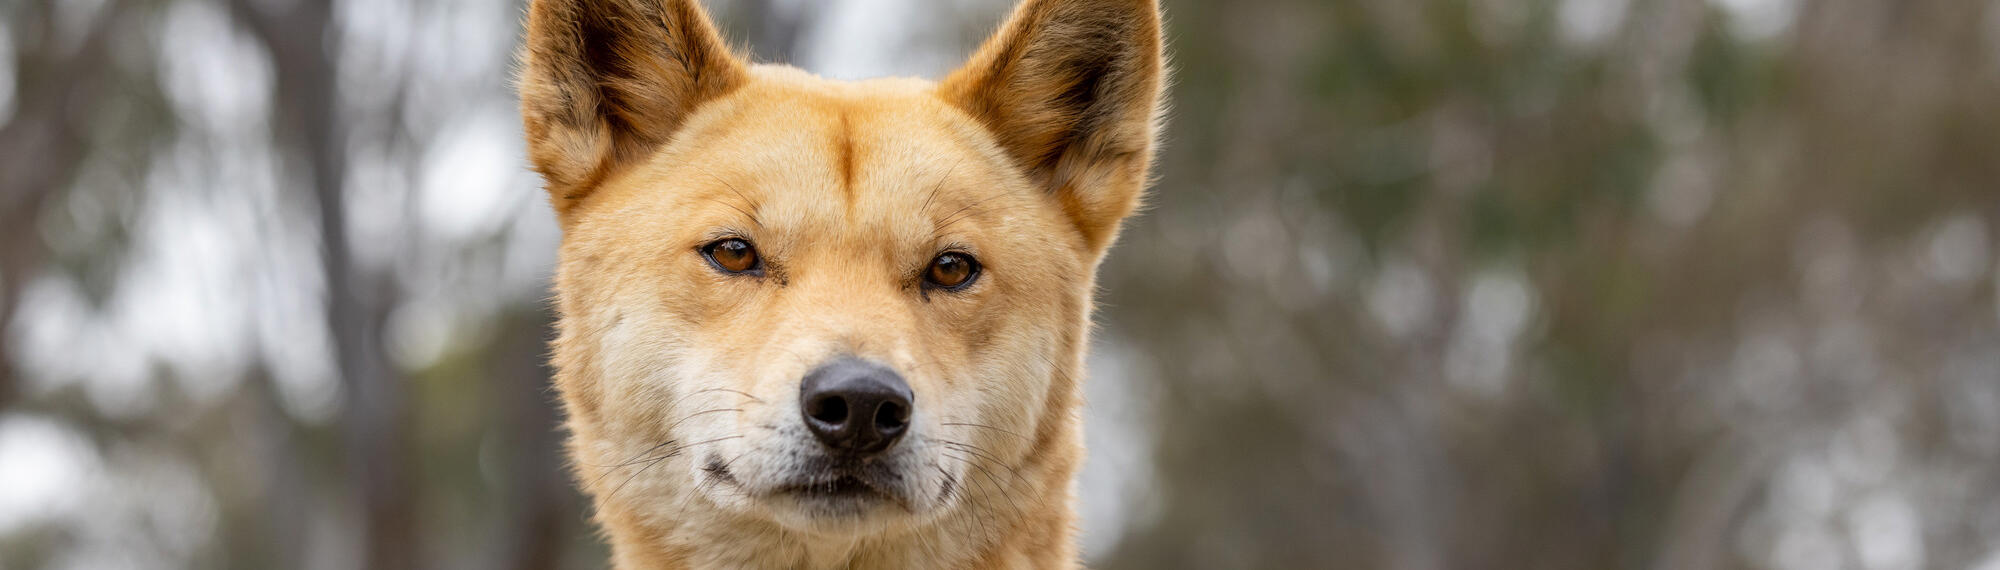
(0, 0, 136, 407)
(1095, 0, 2000, 568)
(225, 0, 415, 566)
(4, 0, 1999, 569)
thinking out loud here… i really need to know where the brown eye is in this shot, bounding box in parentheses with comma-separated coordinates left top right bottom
(924, 252, 979, 290)
(702, 238, 761, 274)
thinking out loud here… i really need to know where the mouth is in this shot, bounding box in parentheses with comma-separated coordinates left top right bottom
(777, 475, 886, 499)
(778, 467, 912, 513)
(713, 454, 916, 516)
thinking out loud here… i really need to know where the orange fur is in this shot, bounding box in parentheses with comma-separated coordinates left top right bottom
(517, 1, 1164, 567)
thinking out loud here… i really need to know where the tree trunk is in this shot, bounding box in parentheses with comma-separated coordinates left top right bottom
(228, 0, 416, 567)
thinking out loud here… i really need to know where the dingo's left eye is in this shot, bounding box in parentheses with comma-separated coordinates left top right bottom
(924, 252, 979, 290)
(702, 238, 762, 274)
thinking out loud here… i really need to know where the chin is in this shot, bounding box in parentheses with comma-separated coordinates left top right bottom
(690, 436, 958, 536)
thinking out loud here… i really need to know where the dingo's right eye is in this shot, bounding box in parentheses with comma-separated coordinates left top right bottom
(701, 238, 762, 275)
(923, 252, 979, 290)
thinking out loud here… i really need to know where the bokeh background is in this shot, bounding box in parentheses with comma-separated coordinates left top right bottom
(4, 0, 2000, 568)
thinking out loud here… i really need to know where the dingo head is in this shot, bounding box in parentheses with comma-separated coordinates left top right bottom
(518, 0, 1162, 554)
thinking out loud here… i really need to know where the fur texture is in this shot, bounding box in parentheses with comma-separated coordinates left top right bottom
(517, 0, 1164, 567)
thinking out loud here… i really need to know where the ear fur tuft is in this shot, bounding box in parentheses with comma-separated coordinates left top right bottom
(518, 0, 745, 218)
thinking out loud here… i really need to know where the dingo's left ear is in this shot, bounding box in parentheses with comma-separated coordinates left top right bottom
(518, 0, 746, 221)
(941, 0, 1166, 253)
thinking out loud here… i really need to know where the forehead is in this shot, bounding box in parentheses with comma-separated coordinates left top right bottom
(596, 70, 1032, 245)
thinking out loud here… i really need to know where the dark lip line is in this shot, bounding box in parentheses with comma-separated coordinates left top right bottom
(704, 452, 925, 514)
(775, 474, 884, 497)
(767, 473, 919, 514)
(706, 456, 884, 499)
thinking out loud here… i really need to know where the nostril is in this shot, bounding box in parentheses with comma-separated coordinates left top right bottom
(810, 395, 849, 425)
(875, 401, 908, 431)
(799, 357, 915, 453)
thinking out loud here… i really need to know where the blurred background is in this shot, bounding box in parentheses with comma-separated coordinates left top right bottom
(3, 0, 2000, 568)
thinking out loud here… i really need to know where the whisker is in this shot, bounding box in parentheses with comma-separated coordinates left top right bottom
(582, 439, 678, 469)
(583, 440, 677, 489)
(605, 452, 676, 501)
(941, 422, 1030, 443)
(687, 387, 767, 404)
(705, 197, 761, 228)
(609, 437, 747, 505)
(676, 449, 755, 513)
(704, 173, 764, 229)
(938, 453, 1000, 538)
(941, 451, 1028, 524)
(937, 440, 1035, 493)
(664, 407, 743, 433)
(932, 192, 1010, 236)
(919, 160, 962, 216)
(677, 435, 744, 450)
(585, 435, 743, 488)
(932, 463, 957, 504)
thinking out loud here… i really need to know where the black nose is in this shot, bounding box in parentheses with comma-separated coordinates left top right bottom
(800, 358, 914, 456)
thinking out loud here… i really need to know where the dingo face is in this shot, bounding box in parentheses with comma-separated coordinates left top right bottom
(519, 0, 1161, 566)
(560, 77, 1087, 532)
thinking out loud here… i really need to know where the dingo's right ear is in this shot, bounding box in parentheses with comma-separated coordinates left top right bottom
(518, 0, 744, 220)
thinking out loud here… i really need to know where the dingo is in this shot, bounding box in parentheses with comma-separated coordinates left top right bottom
(518, 0, 1164, 566)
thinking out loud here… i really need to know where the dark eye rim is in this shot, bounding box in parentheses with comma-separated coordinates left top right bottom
(922, 251, 981, 292)
(699, 237, 764, 276)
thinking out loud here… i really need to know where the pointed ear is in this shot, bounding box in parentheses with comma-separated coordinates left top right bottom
(941, 0, 1166, 252)
(518, 0, 746, 218)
